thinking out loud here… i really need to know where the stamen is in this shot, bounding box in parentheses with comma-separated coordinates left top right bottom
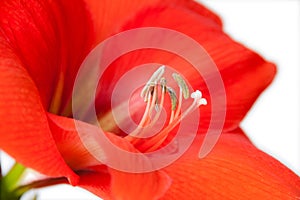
(141, 91, 206, 151)
(156, 77, 167, 112)
(148, 82, 158, 115)
(166, 86, 177, 124)
(133, 91, 152, 131)
(130, 79, 163, 138)
(132, 78, 167, 140)
(166, 87, 177, 111)
(126, 66, 207, 152)
(160, 77, 167, 92)
(141, 65, 165, 101)
(172, 73, 189, 99)
(174, 88, 183, 119)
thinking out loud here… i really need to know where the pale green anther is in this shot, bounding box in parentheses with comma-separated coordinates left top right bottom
(167, 86, 177, 110)
(172, 73, 189, 99)
(160, 77, 167, 92)
(141, 66, 165, 99)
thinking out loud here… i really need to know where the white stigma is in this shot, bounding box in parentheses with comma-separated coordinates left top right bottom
(191, 90, 207, 106)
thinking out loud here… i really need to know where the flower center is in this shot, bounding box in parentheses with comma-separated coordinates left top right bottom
(125, 66, 207, 152)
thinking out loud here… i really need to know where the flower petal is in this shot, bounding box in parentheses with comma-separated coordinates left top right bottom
(47, 115, 171, 199)
(78, 165, 171, 200)
(84, 0, 221, 44)
(0, 0, 94, 111)
(0, 38, 78, 185)
(108, 169, 171, 200)
(76, 167, 111, 200)
(95, 5, 275, 133)
(47, 113, 104, 170)
(161, 129, 300, 199)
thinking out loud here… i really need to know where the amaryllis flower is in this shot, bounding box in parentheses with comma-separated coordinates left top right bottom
(0, 0, 299, 200)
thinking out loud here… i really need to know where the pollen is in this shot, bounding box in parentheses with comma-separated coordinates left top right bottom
(126, 66, 207, 152)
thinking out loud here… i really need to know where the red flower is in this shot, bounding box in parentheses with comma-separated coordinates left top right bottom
(0, 0, 299, 199)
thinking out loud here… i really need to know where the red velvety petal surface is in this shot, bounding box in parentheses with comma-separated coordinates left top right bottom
(84, 0, 221, 44)
(0, 0, 94, 184)
(95, 6, 275, 134)
(0, 0, 94, 111)
(0, 38, 79, 185)
(78, 165, 171, 200)
(45, 113, 300, 199)
(48, 114, 171, 200)
(77, 168, 111, 200)
(47, 113, 102, 170)
(0, 0, 58, 108)
(46, 112, 300, 199)
(161, 130, 300, 199)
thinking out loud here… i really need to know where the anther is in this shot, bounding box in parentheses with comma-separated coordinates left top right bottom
(160, 77, 167, 93)
(126, 66, 207, 152)
(166, 87, 177, 111)
(141, 65, 165, 100)
(172, 73, 189, 99)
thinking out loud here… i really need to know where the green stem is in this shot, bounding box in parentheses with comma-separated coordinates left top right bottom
(0, 152, 3, 200)
(3, 163, 26, 190)
(0, 159, 68, 199)
(1, 162, 26, 200)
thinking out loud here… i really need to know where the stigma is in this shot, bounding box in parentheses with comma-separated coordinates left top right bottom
(125, 65, 207, 152)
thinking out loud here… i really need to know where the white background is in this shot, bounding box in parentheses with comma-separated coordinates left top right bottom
(1, 1, 299, 199)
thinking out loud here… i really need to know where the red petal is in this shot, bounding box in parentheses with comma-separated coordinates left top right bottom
(42, 113, 300, 199)
(95, 5, 275, 133)
(51, 0, 95, 114)
(0, 39, 78, 184)
(47, 113, 103, 170)
(103, 130, 172, 200)
(0, 0, 94, 111)
(77, 167, 111, 200)
(78, 165, 171, 200)
(84, 0, 221, 44)
(48, 114, 172, 199)
(109, 169, 171, 200)
(84, 0, 171, 43)
(161, 130, 300, 199)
